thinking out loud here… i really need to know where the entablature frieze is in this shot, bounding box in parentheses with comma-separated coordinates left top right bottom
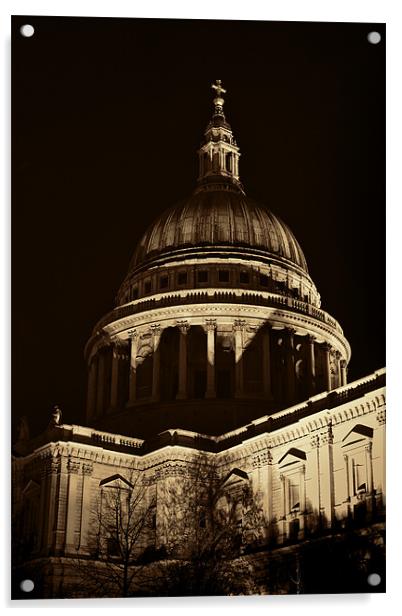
(376, 408, 386, 426)
(251, 450, 273, 469)
(137, 446, 215, 473)
(95, 305, 350, 364)
(18, 441, 142, 474)
(67, 457, 81, 474)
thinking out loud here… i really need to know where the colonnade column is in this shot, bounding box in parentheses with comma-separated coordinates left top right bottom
(176, 321, 189, 400)
(285, 327, 296, 402)
(323, 343, 332, 391)
(306, 334, 316, 396)
(233, 319, 245, 398)
(340, 359, 347, 386)
(128, 331, 138, 405)
(110, 343, 120, 410)
(234, 154, 239, 178)
(151, 324, 162, 402)
(205, 319, 216, 399)
(334, 351, 341, 388)
(96, 351, 105, 416)
(262, 326, 272, 399)
(86, 358, 98, 420)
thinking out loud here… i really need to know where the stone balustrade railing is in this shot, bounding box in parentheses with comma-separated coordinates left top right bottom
(91, 289, 343, 336)
(25, 369, 383, 458)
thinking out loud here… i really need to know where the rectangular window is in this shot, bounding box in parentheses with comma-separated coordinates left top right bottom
(177, 271, 188, 285)
(131, 287, 139, 300)
(259, 274, 268, 287)
(353, 456, 367, 494)
(289, 481, 300, 511)
(197, 270, 208, 283)
(239, 271, 249, 284)
(107, 534, 120, 557)
(218, 270, 230, 283)
(159, 275, 168, 289)
(144, 280, 152, 294)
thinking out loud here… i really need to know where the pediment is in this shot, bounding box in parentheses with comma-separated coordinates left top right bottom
(99, 474, 133, 490)
(221, 468, 249, 488)
(342, 424, 373, 448)
(278, 448, 307, 468)
(22, 480, 40, 496)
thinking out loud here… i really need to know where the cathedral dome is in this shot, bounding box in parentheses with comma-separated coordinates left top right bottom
(128, 185, 308, 274)
(85, 80, 351, 440)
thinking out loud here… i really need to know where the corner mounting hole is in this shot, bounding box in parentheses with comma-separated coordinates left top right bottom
(20, 579, 34, 592)
(367, 31, 381, 45)
(20, 24, 35, 38)
(367, 573, 381, 587)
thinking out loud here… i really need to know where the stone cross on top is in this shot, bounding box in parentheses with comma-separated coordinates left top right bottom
(212, 79, 226, 97)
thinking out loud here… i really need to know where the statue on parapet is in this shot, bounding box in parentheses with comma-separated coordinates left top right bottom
(48, 405, 62, 428)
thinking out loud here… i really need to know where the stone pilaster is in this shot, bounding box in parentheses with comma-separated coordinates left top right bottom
(54, 457, 70, 554)
(319, 424, 335, 527)
(365, 442, 374, 494)
(64, 458, 80, 554)
(309, 434, 321, 521)
(79, 462, 94, 554)
(374, 406, 385, 499)
(300, 464, 307, 520)
(251, 450, 273, 524)
(343, 453, 351, 506)
(280, 473, 287, 538)
(42, 456, 60, 555)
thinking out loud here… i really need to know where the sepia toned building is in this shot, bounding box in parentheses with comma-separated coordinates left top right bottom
(12, 81, 386, 597)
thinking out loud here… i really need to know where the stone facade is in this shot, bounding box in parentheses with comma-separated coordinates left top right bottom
(12, 370, 385, 596)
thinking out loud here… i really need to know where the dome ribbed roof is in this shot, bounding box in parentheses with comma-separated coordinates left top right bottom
(129, 186, 308, 273)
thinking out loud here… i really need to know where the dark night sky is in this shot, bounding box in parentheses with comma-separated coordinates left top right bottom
(12, 17, 385, 435)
